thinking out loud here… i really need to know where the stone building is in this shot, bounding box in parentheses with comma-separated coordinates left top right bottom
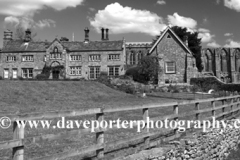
(0, 28, 125, 80)
(148, 26, 197, 85)
(201, 48, 240, 83)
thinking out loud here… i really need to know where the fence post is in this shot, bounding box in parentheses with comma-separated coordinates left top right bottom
(12, 121, 24, 160)
(173, 105, 179, 134)
(142, 108, 150, 148)
(211, 101, 215, 117)
(96, 113, 104, 159)
(222, 100, 225, 119)
(195, 103, 199, 120)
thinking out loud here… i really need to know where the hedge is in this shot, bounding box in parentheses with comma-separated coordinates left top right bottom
(190, 76, 240, 92)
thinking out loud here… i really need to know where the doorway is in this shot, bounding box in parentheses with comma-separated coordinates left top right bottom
(52, 70, 60, 79)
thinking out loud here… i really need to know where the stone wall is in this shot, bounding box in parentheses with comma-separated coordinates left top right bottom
(142, 119, 240, 160)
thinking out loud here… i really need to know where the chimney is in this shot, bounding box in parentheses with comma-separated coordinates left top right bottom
(24, 29, 31, 42)
(105, 28, 109, 41)
(3, 29, 13, 47)
(84, 27, 90, 43)
(101, 28, 105, 40)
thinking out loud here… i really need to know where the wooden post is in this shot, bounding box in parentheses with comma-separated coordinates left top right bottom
(211, 101, 215, 117)
(222, 100, 225, 119)
(230, 97, 233, 116)
(173, 105, 179, 134)
(12, 121, 24, 160)
(142, 108, 150, 148)
(96, 113, 104, 159)
(195, 103, 200, 120)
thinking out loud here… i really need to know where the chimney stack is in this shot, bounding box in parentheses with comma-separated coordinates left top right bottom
(84, 27, 90, 43)
(105, 28, 109, 41)
(3, 29, 13, 47)
(24, 29, 31, 42)
(101, 28, 105, 40)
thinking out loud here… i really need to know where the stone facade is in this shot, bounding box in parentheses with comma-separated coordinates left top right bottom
(202, 48, 240, 83)
(0, 28, 125, 80)
(148, 27, 197, 85)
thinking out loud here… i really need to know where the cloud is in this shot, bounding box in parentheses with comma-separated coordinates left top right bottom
(198, 28, 215, 43)
(224, 39, 240, 47)
(157, 0, 166, 5)
(224, 33, 233, 36)
(89, 7, 96, 12)
(89, 3, 167, 36)
(167, 13, 197, 30)
(4, 16, 56, 29)
(207, 41, 221, 48)
(216, 0, 221, 4)
(0, 0, 85, 17)
(224, 0, 240, 12)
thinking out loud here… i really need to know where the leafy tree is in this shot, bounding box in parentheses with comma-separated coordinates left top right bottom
(60, 37, 69, 42)
(171, 26, 203, 72)
(125, 56, 159, 84)
(14, 25, 37, 41)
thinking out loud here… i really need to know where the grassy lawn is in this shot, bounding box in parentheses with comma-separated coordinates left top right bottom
(0, 80, 232, 160)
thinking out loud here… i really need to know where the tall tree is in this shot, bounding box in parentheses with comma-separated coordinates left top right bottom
(14, 25, 37, 41)
(171, 26, 203, 72)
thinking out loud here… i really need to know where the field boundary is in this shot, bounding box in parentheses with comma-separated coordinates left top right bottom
(1, 95, 240, 160)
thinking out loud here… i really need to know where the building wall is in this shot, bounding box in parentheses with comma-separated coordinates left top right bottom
(0, 52, 45, 79)
(150, 32, 193, 84)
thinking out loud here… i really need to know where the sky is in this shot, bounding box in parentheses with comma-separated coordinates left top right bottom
(0, 0, 240, 48)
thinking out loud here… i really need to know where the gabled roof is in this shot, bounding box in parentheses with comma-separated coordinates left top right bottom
(2, 39, 124, 52)
(2, 40, 49, 52)
(149, 26, 193, 55)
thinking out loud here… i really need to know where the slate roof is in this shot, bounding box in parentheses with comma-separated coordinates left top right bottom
(2, 39, 123, 52)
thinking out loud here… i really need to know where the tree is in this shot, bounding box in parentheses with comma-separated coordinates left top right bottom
(60, 37, 69, 42)
(171, 26, 203, 72)
(125, 56, 159, 84)
(14, 25, 37, 41)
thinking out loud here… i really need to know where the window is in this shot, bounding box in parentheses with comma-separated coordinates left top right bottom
(22, 55, 33, 62)
(3, 69, 9, 79)
(6, 56, 16, 62)
(70, 55, 81, 61)
(50, 47, 62, 59)
(89, 55, 101, 62)
(130, 51, 136, 65)
(12, 69, 17, 79)
(22, 68, 33, 78)
(89, 66, 100, 79)
(108, 66, 120, 77)
(108, 54, 120, 61)
(69, 66, 82, 75)
(138, 52, 143, 62)
(165, 62, 176, 73)
(167, 34, 171, 39)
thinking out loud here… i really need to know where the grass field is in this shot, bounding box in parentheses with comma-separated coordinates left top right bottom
(0, 80, 230, 160)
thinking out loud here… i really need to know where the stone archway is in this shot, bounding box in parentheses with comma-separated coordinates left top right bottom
(50, 61, 63, 79)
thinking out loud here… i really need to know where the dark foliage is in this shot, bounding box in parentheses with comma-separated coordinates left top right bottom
(190, 77, 240, 92)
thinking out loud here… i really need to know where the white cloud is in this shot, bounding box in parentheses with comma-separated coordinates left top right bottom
(224, 33, 233, 36)
(198, 28, 215, 43)
(157, 0, 166, 5)
(167, 12, 197, 30)
(207, 41, 221, 48)
(4, 16, 56, 30)
(224, 0, 240, 12)
(224, 39, 240, 47)
(89, 3, 167, 36)
(89, 7, 96, 12)
(0, 0, 85, 17)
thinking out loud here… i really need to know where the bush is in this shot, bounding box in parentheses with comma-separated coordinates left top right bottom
(97, 72, 112, 87)
(190, 77, 240, 92)
(0, 76, 3, 80)
(36, 74, 48, 80)
(125, 67, 148, 84)
(117, 84, 136, 94)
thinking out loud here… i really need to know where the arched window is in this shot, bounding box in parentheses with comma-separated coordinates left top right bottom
(221, 49, 228, 72)
(50, 47, 61, 59)
(138, 51, 143, 63)
(235, 49, 240, 72)
(130, 51, 136, 65)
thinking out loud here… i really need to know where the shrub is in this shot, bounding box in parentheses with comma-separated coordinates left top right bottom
(125, 66, 148, 84)
(190, 77, 240, 92)
(36, 74, 48, 80)
(0, 76, 3, 80)
(97, 72, 113, 87)
(117, 84, 136, 94)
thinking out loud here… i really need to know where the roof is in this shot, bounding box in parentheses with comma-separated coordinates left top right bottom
(126, 42, 152, 48)
(2, 39, 123, 52)
(2, 40, 49, 52)
(149, 26, 193, 55)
